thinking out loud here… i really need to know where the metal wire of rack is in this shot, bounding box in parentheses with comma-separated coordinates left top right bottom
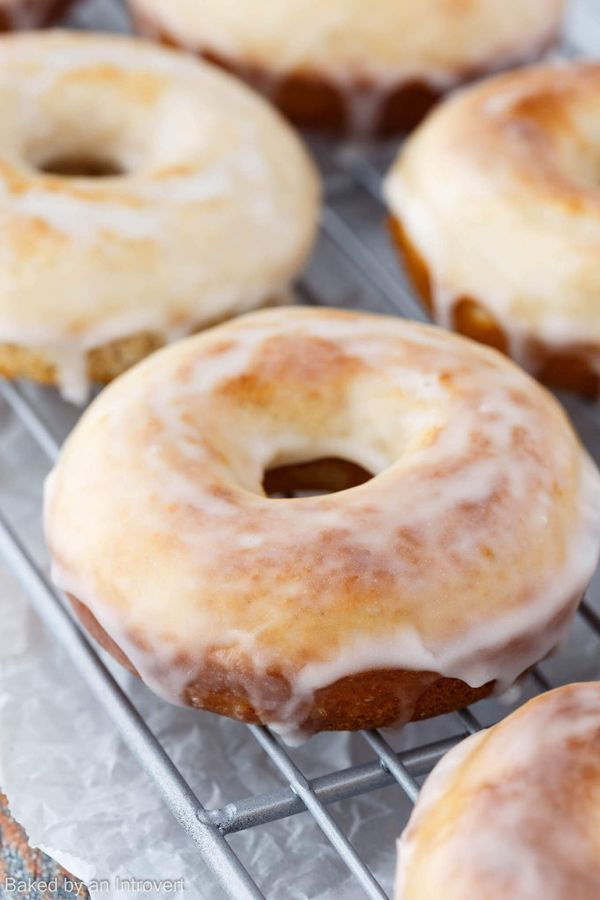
(1, 2, 600, 898)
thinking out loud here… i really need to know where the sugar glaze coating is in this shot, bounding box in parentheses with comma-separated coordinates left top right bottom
(129, 0, 565, 135)
(0, 31, 319, 400)
(45, 308, 600, 741)
(396, 682, 600, 899)
(385, 62, 600, 388)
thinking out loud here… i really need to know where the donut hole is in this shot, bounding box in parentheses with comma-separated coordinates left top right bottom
(263, 457, 373, 498)
(38, 154, 126, 178)
(215, 333, 447, 499)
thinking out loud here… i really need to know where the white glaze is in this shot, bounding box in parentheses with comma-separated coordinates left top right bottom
(396, 683, 600, 899)
(395, 729, 487, 900)
(130, 0, 565, 135)
(385, 61, 600, 375)
(129, 0, 565, 82)
(45, 308, 600, 742)
(0, 31, 319, 400)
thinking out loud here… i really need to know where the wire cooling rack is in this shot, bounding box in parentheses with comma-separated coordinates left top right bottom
(1, 1, 600, 898)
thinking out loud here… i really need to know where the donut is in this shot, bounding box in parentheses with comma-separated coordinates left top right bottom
(0, 31, 319, 402)
(0, 0, 71, 30)
(126, 0, 566, 136)
(395, 682, 600, 899)
(44, 307, 600, 743)
(385, 62, 600, 396)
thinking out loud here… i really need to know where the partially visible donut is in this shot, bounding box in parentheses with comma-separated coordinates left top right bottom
(44, 307, 600, 742)
(0, 31, 319, 401)
(396, 682, 600, 899)
(0, 0, 72, 30)
(385, 62, 600, 396)
(127, 0, 566, 136)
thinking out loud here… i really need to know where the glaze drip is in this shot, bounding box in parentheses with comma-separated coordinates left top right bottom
(385, 62, 600, 380)
(0, 31, 319, 400)
(45, 308, 600, 742)
(396, 683, 600, 899)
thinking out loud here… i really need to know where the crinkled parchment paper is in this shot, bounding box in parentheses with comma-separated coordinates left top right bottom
(2, 384, 600, 900)
(0, 384, 408, 900)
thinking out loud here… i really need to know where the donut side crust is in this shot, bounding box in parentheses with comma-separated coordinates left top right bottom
(0, 304, 280, 390)
(0, 0, 74, 30)
(69, 595, 494, 732)
(0, 332, 165, 387)
(389, 215, 600, 397)
(129, 8, 560, 136)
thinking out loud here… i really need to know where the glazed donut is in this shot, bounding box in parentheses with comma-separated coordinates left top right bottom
(44, 307, 600, 742)
(396, 682, 600, 899)
(385, 62, 600, 396)
(0, 0, 71, 30)
(127, 0, 566, 136)
(0, 32, 319, 401)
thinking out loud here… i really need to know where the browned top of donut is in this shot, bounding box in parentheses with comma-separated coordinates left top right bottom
(45, 308, 600, 730)
(397, 682, 600, 898)
(385, 62, 600, 358)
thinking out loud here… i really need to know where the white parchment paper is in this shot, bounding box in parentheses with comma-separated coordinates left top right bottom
(0, 385, 409, 900)
(2, 384, 599, 900)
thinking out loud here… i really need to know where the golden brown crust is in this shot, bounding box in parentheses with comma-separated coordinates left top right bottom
(68, 594, 494, 731)
(130, 9, 559, 135)
(66, 443, 496, 731)
(389, 215, 600, 397)
(0, 0, 73, 30)
(397, 683, 600, 899)
(0, 33, 318, 397)
(47, 307, 597, 737)
(131, 12, 441, 134)
(0, 332, 165, 387)
(65, 451, 493, 731)
(0, 306, 278, 391)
